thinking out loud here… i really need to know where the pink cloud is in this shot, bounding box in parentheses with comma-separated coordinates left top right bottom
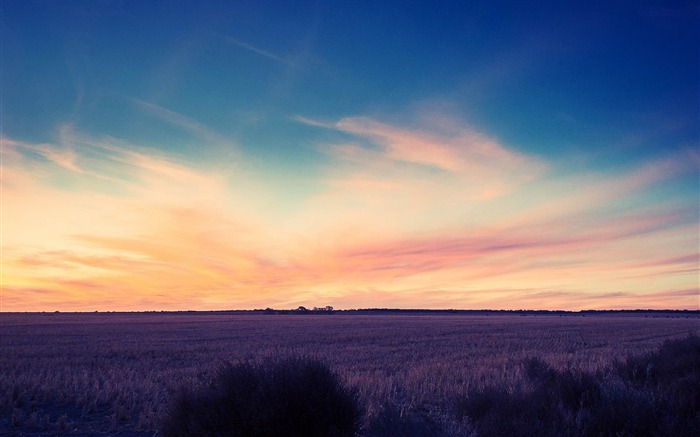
(2, 121, 698, 311)
(330, 116, 546, 196)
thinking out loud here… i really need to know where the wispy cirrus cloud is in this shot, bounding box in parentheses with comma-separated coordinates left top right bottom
(295, 114, 545, 205)
(130, 98, 237, 149)
(2, 131, 275, 311)
(2, 113, 698, 311)
(2, 136, 84, 175)
(226, 37, 295, 66)
(333, 116, 534, 173)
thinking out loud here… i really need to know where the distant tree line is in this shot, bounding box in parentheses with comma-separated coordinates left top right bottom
(257, 306, 336, 315)
(249, 308, 696, 317)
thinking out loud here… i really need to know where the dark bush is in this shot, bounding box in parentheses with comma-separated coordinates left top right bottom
(609, 335, 700, 436)
(584, 382, 659, 437)
(452, 385, 556, 437)
(451, 336, 700, 437)
(616, 334, 700, 386)
(162, 356, 361, 437)
(522, 357, 557, 382)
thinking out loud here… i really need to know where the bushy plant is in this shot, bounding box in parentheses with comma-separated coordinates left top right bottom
(451, 336, 700, 437)
(616, 334, 700, 386)
(162, 356, 361, 437)
(614, 335, 700, 436)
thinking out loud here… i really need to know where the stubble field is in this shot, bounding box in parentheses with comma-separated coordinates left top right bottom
(1, 312, 698, 436)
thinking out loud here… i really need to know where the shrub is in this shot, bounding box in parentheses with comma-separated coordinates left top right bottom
(162, 356, 361, 437)
(616, 334, 700, 386)
(452, 385, 556, 437)
(614, 335, 700, 436)
(451, 336, 700, 437)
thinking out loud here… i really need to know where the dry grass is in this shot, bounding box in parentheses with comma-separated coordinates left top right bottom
(1, 312, 697, 435)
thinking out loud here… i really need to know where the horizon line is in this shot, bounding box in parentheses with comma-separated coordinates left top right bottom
(3, 308, 698, 314)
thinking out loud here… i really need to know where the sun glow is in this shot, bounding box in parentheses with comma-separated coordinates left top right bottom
(3, 116, 697, 311)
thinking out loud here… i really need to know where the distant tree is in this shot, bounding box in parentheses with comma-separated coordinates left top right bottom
(297, 306, 308, 312)
(312, 306, 333, 312)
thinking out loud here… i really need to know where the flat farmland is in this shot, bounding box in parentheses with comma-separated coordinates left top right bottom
(1, 312, 698, 435)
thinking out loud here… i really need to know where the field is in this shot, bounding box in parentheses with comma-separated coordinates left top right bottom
(1, 312, 698, 436)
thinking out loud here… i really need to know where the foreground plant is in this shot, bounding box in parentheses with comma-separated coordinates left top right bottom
(162, 356, 361, 437)
(451, 335, 700, 437)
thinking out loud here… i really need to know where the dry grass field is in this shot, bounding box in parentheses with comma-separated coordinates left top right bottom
(1, 312, 698, 436)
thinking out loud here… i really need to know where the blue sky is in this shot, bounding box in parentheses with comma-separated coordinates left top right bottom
(2, 0, 698, 311)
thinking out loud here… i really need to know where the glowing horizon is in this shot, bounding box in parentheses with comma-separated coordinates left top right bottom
(2, 1, 698, 311)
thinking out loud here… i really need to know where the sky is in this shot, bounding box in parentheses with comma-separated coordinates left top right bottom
(1, 0, 698, 312)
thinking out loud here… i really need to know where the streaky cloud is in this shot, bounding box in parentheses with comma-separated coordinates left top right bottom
(2, 119, 698, 311)
(129, 98, 237, 150)
(226, 37, 295, 66)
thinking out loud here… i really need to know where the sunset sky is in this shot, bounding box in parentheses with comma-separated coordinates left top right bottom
(2, 0, 698, 311)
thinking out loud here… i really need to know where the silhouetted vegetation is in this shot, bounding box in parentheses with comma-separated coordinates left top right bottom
(162, 356, 360, 437)
(451, 335, 700, 437)
(160, 336, 699, 437)
(2, 313, 698, 435)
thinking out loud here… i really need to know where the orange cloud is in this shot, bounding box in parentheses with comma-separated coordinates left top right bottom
(1, 120, 697, 312)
